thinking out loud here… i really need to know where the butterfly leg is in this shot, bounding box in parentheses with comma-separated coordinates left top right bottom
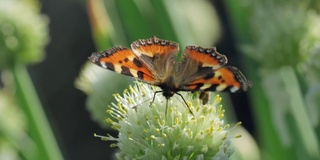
(165, 99, 169, 117)
(149, 91, 163, 107)
(176, 93, 195, 116)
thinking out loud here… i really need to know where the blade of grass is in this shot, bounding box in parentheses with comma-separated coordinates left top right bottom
(86, 0, 112, 50)
(11, 64, 63, 160)
(114, 0, 152, 41)
(148, 1, 178, 40)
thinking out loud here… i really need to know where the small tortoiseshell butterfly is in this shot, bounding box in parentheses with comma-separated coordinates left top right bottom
(89, 36, 251, 114)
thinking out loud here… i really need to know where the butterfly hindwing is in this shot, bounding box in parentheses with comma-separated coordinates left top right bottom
(174, 46, 229, 84)
(184, 66, 252, 93)
(88, 47, 156, 83)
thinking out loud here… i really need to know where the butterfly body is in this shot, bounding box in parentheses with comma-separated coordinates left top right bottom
(89, 36, 251, 101)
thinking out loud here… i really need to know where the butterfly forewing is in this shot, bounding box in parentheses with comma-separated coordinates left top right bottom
(131, 36, 180, 84)
(183, 46, 228, 70)
(88, 47, 156, 83)
(131, 36, 179, 57)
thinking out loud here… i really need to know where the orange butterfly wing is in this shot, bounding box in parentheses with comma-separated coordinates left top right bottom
(180, 46, 251, 93)
(131, 36, 179, 57)
(186, 66, 251, 92)
(130, 36, 180, 84)
(184, 46, 227, 70)
(88, 47, 155, 83)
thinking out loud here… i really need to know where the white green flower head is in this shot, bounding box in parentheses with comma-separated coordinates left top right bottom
(97, 82, 240, 160)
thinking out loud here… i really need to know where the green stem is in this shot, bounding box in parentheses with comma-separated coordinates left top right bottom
(243, 60, 291, 160)
(11, 64, 63, 160)
(280, 66, 320, 159)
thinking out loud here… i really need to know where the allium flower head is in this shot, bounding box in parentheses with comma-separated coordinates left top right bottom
(101, 82, 237, 160)
(0, 0, 49, 68)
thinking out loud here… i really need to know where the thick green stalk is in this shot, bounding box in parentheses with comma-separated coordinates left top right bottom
(11, 64, 63, 160)
(280, 66, 320, 159)
(225, 0, 291, 158)
(243, 59, 291, 160)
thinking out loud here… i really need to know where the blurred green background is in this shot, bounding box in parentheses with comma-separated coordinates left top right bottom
(0, 0, 319, 160)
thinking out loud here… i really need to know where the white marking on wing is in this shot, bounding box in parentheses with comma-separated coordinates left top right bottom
(230, 86, 239, 93)
(200, 84, 212, 90)
(129, 68, 138, 77)
(114, 64, 122, 73)
(216, 84, 227, 91)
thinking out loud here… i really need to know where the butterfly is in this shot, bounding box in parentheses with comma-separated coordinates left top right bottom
(89, 36, 252, 115)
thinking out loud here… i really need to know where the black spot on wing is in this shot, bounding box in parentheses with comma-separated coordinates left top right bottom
(217, 75, 225, 83)
(121, 66, 133, 76)
(196, 66, 214, 76)
(137, 71, 144, 79)
(104, 62, 114, 71)
(204, 73, 215, 80)
(133, 58, 143, 68)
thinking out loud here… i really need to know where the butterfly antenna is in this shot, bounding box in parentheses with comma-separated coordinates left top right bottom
(176, 93, 195, 116)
